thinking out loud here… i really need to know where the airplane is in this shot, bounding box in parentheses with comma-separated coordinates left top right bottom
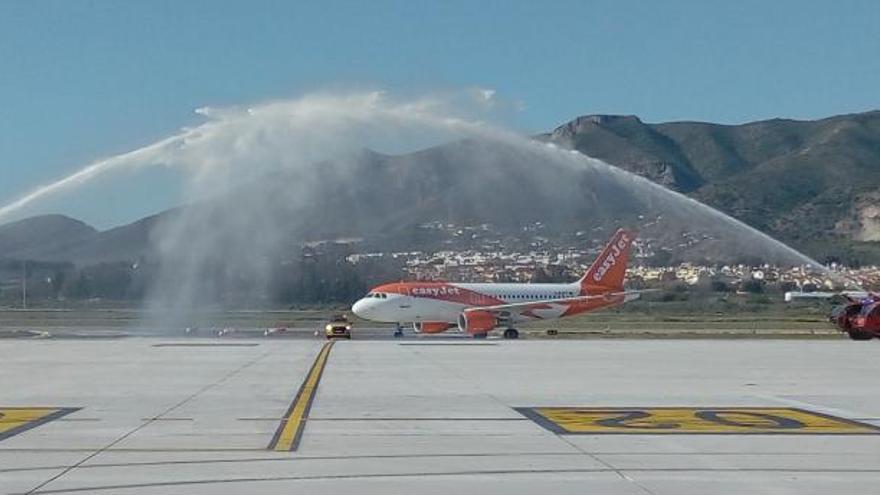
(786, 290, 880, 340)
(351, 228, 642, 339)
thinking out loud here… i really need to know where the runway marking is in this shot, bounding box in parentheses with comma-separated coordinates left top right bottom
(268, 341, 336, 452)
(516, 407, 880, 435)
(0, 407, 80, 442)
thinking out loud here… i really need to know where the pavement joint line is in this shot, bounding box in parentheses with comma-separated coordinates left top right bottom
(6, 451, 880, 474)
(151, 343, 260, 347)
(397, 342, 499, 346)
(138, 417, 194, 421)
(25, 467, 880, 494)
(267, 340, 336, 452)
(21, 349, 274, 495)
(511, 404, 648, 490)
(758, 393, 873, 421)
(556, 434, 657, 495)
(3, 449, 875, 455)
(0, 451, 587, 474)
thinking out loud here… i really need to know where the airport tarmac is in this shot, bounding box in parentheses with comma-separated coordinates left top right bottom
(2, 336, 880, 494)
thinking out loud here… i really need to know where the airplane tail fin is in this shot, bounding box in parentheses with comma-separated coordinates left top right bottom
(578, 229, 636, 293)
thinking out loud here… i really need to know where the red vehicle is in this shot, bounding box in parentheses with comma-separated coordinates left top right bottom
(830, 293, 880, 340)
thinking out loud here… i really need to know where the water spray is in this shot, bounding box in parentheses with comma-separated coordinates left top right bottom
(0, 90, 832, 321)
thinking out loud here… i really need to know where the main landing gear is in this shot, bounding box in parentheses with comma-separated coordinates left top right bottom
(473, 328, 518, 339)
(393, 323, 404, 338)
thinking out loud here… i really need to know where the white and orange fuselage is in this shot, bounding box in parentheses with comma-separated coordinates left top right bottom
(352, 229, 640, 335)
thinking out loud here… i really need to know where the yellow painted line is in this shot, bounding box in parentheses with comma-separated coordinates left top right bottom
(0, 407, 80, 441)
(268, 341, 336, 451)
(516, 407, 880, 435)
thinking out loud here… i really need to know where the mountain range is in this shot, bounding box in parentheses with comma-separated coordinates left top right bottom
(541, 110, 880, 263)
(2, 110, 879, 265)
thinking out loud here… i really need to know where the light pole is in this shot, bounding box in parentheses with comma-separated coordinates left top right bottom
(21, 260, 27, 309)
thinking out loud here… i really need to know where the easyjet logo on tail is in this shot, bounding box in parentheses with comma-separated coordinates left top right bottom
(592, 232, 630, 282)
(580, 230, 634, 291)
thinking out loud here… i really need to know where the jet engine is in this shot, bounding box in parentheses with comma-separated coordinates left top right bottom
(413, 322, 453, 334)
(457, 310, 497, 334)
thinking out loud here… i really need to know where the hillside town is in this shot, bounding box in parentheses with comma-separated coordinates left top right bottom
(347, 243, 880, 292)
(2, 220, 878, 307)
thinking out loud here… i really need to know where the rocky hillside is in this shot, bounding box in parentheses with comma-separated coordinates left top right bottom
(543, 110, 880, 263)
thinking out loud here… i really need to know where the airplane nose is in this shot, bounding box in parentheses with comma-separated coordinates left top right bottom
(351, 298, 371, 318)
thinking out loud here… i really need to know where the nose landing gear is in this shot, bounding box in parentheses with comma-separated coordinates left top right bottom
(393, 323, 404, 338)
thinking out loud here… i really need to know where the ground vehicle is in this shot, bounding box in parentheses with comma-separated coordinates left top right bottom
(829, 294, 880, 340)
(324, 315, 352, 339)
(786, 290, 880, 340)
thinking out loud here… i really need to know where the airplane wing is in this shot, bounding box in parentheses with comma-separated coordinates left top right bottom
(464, 290, 651, 315)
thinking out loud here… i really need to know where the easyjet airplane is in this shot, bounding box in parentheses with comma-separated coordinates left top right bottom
(351, 229, 641, 339)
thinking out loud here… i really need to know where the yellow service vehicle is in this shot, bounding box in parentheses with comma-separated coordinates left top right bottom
(324, 314, 352, 339)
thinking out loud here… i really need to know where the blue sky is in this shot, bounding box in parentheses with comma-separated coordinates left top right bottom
(1, 0, 878, 227)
